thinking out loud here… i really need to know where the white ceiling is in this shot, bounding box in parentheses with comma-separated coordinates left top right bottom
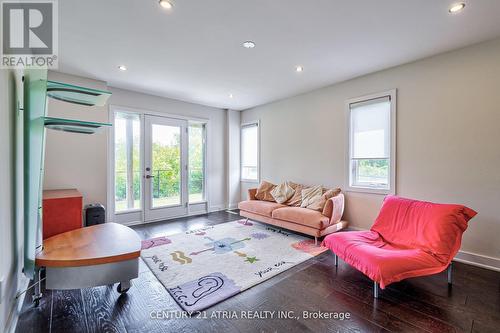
(58, 0, 500, 110)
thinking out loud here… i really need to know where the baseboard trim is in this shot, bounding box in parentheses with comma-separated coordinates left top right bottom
(227, 203, 238, 210)
(345, 225, 500, 272)
(5, 275, 29, 333)
(208, 205, 225, 212)
(453, 251, 500, 272)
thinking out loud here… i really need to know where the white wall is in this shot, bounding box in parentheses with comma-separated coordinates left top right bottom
(241, 38, 500, 265)
(44, 71, 109, 205)
(44, 71, 228, 213)
(0, 69, 25, 332)
(226, 110, 241, 208)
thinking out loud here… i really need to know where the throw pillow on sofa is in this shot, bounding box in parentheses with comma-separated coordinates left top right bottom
(270, 181, 295, 204)
(255, 181, 277, 202)
(300, 185, 323, 208)
(285, 183, 305, 206)
(307, 188, 341, 212)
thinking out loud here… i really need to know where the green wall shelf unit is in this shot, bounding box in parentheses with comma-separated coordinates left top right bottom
(46, 80, 111, 106)
(44, 117, 111, 134)
(23, 70, 112, 280)
(24, 69, 49, 279)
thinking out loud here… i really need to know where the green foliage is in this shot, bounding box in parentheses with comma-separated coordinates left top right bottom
(358, 159, 388, 179)
(114, 136, 141, 203)
(115, 125, 204, 208)
(188, 125, 204, 198)
(151, 135, 181, 198)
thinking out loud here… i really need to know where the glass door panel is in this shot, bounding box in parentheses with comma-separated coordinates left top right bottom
(114, 112, 141, 213)
(145, 115, 188, 221)
(188, 123, 206, 203)
(151, 124, 181, 207)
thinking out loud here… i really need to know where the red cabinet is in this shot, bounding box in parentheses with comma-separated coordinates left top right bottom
(42, 189, 83, 239)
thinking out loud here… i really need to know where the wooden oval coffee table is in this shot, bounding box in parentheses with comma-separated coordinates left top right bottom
(34, 223, 141, 305)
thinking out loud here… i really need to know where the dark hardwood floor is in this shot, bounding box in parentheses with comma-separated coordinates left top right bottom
(15, 210, 500, 333)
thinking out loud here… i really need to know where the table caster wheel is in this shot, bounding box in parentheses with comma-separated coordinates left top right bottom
(33, 292, 42, 307)
(117, 281, 131, 294)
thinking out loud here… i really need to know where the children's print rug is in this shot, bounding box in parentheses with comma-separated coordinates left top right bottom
(141, 219, 327, 312)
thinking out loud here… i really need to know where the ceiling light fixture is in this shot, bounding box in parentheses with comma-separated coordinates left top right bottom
(229, 93, 234, 99)
(159, 0, 173, 9)
(449, 2, 465, 13)
(295, 65, 304, 73)
(118, 65, 127, 71)
(242, 41, 256, 49)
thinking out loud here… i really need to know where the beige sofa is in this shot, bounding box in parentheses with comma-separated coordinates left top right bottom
(238, 188, 347, 244)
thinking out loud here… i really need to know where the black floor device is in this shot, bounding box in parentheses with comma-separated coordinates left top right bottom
(84, 204, 106, 226)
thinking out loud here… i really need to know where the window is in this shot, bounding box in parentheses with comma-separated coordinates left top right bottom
(188, 123, 206, 203)
(347, 91, 396, 193)
(241, 122, 259, 181)
(114, 112, 142, 212)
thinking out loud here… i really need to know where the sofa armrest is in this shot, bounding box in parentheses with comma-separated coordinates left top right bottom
(326, 193, 345, 225)
(248, 188, 257, 200)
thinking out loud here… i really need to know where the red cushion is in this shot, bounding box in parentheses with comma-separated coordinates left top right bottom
(371, 196, 477, 264)
(322, 231, 444, 288)
(322, 196, 477, 288)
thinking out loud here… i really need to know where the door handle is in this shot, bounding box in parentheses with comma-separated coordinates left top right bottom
(145, 175, 155, 179)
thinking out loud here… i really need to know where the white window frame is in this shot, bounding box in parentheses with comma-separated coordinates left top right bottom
(240, 120, 260, 183)
(188, 121, 208, 204)
(345, 90, 396, 195)
(111, 109, 144, 216)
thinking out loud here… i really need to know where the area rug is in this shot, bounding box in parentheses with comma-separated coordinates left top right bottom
(141, 219, 327, 312)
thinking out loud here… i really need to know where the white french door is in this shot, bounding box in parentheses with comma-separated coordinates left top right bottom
(144, 115, 188, 221)
(111, 108, 208, 225)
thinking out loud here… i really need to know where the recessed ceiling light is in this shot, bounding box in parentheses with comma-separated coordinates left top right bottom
(243, 41, 256, 49)
(159, 0, 173, 9)
(118, 65, 127, 71)
(449, 2, 465, 13)
(229, 93, 234, 99)
(295, 65, 304, 73)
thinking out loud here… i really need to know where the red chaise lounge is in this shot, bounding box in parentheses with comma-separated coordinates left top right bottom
(322, 195, 477, 298)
